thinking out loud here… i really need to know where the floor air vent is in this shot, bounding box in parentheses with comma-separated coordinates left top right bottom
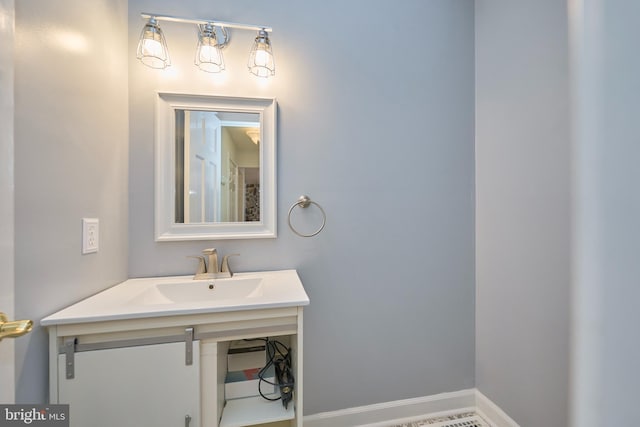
(391, 413, 491, 427)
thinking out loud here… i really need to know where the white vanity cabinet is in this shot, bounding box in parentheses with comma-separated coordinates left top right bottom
(46, 305, 305, 427)
(58, 341, 201, 427)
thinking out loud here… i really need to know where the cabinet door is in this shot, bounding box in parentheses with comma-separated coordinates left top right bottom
(58, 341, 200, 427)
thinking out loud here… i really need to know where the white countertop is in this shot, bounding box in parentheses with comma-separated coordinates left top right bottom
(41, 269, 309, 326)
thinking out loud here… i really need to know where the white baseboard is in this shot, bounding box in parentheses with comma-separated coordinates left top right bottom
(475, 390, 520, 427)
(303, 388, 519, 427)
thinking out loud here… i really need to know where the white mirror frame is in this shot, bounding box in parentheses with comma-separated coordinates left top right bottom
(155, 92, 277, 241)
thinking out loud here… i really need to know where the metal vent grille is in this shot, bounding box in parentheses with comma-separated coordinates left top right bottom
(434, 416, 490, 427)
(391, 413, 491, 427)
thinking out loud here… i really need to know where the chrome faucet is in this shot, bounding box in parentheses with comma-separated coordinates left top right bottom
(202, 248, 219, 276)
(191, 248, 239, 280)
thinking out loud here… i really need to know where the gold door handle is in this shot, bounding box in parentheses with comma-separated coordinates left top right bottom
(0, 312, 33, 341)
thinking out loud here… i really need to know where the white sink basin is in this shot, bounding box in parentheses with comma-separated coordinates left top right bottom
(128, 278, 264, 305)
(41, 270, 309, 326)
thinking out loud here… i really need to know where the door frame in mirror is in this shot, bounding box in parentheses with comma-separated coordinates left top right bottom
(155, 92, 277, 241)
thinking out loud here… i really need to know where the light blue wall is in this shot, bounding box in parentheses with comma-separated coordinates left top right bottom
(11, 1, 640, 419)
(570, 1, 640, 425)
(14, 0, 129, 402)
(475, 1, 571, 426)
(128, 0, 476, 415)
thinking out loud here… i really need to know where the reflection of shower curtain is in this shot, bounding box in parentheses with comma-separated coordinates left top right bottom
(245, 184, 260, 221)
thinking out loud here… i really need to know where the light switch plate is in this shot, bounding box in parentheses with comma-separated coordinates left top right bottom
(82, 218, 99, 254)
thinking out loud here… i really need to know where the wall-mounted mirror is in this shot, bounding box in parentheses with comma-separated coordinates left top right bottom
(155, 93, 276, 240)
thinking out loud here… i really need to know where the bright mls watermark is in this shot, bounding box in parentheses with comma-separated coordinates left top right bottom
(0, 405, 69, 426)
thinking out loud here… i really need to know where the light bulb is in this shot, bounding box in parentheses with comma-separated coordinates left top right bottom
(136, 18, 170, 69)
(248, 29, 275, 78)
(195, 23, 225, 73)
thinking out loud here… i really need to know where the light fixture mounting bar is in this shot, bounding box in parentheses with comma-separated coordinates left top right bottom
(140, 13, 272, 32)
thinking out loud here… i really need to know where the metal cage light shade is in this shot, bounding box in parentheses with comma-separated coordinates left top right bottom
(136, 18, 171, 69)
(247, 29, 275, 78)
(195, 23, 225, 73)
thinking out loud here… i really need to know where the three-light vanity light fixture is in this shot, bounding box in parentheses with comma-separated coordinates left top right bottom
(136, 13, 275, 78)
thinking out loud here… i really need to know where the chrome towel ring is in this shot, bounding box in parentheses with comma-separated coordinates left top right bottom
(287, 195, 326, 237)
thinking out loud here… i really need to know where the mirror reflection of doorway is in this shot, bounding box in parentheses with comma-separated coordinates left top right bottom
(175, 109, 260, 223)
(221, 162, 260, 222)
(184, 111, 221, 223)
(220, 123, 260, 222)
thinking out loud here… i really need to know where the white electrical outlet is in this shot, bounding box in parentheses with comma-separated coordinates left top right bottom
(82, 218, 99, 254)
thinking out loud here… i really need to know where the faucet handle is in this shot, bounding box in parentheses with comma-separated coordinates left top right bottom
(187, 256, 207, 275)
(221, 254, 240, 275)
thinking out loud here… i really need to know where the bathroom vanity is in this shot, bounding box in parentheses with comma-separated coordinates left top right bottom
(41, 270, 309, 427)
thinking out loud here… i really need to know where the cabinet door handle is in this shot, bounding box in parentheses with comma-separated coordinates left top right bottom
(185, 327, 194, 366)
(185, 415, 191, 427)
